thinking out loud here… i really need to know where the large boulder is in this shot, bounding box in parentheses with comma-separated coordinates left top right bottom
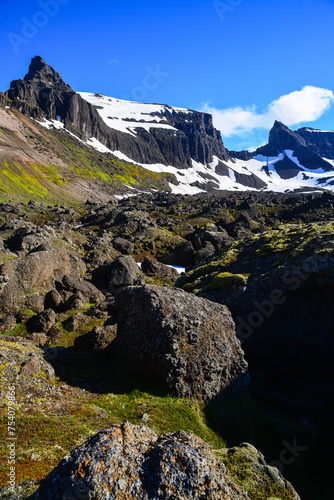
(141, 257, 179, 278)
(112, 236, 134, 255)
(108, 255, 144, 293)
(26, 308, 56, 334)
(115, 285, 249, 403)
(161, 240, 195, 267)
(61, 275, 104, 304)
(31, 422, 249, 500)
(6, 224, 55, 253)
(0, 248, 86, 316)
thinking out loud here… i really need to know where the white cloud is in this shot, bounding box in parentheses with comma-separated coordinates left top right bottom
(201, 86, 334, 137)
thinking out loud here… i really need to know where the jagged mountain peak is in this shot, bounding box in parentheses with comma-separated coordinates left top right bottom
(268, 120, 306, 150)
(23, 55, 71, 89)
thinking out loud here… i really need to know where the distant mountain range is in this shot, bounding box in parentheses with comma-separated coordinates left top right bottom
(1, 55, 334, 198)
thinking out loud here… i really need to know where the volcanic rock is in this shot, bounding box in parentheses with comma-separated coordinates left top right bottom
(114, 285, 249, 402)
(31, 422, 249, 500)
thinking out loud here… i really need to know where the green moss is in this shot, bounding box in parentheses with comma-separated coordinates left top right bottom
(91, 391, 226, 449)
(207, 272, 249, 292)
(5, 323, 28, 337)
(0, 406, 114, 484)
(215, 447, 296, 500)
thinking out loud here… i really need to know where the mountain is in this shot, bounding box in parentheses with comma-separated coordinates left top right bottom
(2, 56, 334, 197)
(231, 120, 334, 191)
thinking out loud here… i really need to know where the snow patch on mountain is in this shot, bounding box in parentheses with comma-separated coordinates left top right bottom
(78, 92, 188, 136)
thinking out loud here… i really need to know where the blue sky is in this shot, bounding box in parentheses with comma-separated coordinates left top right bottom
(1, 0, 334, 150)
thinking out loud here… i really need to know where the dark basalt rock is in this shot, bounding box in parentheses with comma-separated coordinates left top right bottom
(161, 240, 195, 267)
(296, 127, 334, 159)
(74, 324, 117, 354)
(26, 309, 56, 334)
(108, 255, 144, 293)
(256, 121, 334, 172)
(114, 285, 249, 403)
(141, 257, 179, 278)
(0, 248, 86, 316)
(112, 236, 134, 255)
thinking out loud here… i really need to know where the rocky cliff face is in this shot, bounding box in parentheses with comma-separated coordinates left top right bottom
(296, 126, 334, 159)
(256, 121, 334, 172)
(5, 56, 230, 169)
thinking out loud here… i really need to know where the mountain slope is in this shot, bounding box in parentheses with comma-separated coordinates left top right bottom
(0, 106, 175, 204)
(2, 56, 334, 196)
(3, 56, 268, 195)
(230, 121, 334, 192)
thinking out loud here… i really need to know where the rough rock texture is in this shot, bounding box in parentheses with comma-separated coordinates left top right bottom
(141, 257, 179, 278)
(0, 248, 86, 316)
(108, 255, 144, 293)
(31, 422, 249, 500)
(0, 339, 56, 404)
(5, 224, 55, 253)
(63, 312, 90, 332)
(44, 289, 63, 311)
(115, 285, 249, 402)
(217, 443, 300, 500)
(26, 309, 56, 334)
(112, 237, 134, 255)
(0, 314, 16, 334)
(74, 325, 117, 354)
(61, 275, 104, 304)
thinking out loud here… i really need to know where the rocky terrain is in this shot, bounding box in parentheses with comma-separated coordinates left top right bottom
(1, 56, 334, 499)
(0, 191, 332, 499)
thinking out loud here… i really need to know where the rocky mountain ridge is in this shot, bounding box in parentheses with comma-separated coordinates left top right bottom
(5, 56, 230, 171)
(8, 55, 334, 194)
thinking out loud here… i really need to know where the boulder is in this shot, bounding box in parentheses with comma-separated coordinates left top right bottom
(61, 275, 104, 303)
(45, 325, 63, 345)
(161, 240, 194, 267)
(0, 339, 56, 404)
(115, 286, 249, 403)
(6, 224, 55, 253)
(217, 443, 300, 500)
(74, 325, 117, 354)
(25, 292, 45, 313)
(108, 255, 144, 293)
(0, 314, 16, 334)
(0, 248, 86, 315)
(64, 292, 85, 311)
(194, 246, 215, 264)
(31, 422, 248, 500)
(63, 313, 90, 332)
(44, 289, 63, 311)
(141, 257, 179, 278)
(26, 309, 56, 334)
(112, 237, 135, 255)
